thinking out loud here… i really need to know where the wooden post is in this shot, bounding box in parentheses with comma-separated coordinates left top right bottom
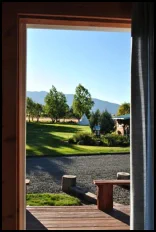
(97, 184, 113, 211)
(117, 172, 130, 189)
(62, 175, 76, 193)
(93, 180, 130, 212)
(25, 179, 30, 194)
(117, 172, 130, 180)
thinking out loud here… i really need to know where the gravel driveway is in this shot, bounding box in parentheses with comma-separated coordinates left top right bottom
(26, 154, 130, 205)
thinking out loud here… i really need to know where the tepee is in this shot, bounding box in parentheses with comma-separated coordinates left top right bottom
(78, 114, 90, 126)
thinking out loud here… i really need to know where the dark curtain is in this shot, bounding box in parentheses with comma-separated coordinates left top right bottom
(131, 2, 154, 230)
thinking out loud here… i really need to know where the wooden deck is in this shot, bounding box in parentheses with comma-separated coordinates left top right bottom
(26, 204, 130, 230)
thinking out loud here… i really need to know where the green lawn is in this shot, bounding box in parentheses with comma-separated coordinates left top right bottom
(26, 122, 130, 156)
(26, 193, 81, 206)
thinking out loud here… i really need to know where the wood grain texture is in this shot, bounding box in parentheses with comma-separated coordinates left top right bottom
(3, 2, 132, 19)
(94, 180, 130, 211)
(26, 205, 130, 230)
(97, 184, 113, 211)
(94, 180, 130, 185)
(2, 2, 132, 230)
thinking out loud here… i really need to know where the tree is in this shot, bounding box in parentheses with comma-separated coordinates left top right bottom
(117, 102, 130, 116)
(44, 85, 68, 122)
(34, 103, 43, 122)
(41, 105, 48, 118)
(62, 103, 69, 122)
(100, 110, 115, 134)
(89, 109, 101, 132)
(26, 97, 34, 122)
(30, 102, 37, 122)
(72, 84, 94, 119)
(66, 106, 79, 119)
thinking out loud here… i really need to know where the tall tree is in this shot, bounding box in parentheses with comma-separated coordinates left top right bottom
(42, 105, 48, 118)
(72, 84, 94, 119)
(44, 85, 68, 122)
(117, 102, 130, 116)
(26, 97, 34, 122)
(30, 102, 37, 122)
(89, 109, 101, 132)
(66, 106, 79, 119)
(100, 110, 115, 134)
(34, 103, 43, 122)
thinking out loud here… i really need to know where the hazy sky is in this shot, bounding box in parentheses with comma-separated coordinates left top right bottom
(27, 28, 131, 104)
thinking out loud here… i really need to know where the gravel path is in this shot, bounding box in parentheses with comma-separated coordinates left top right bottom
(26, 154, 130, 205)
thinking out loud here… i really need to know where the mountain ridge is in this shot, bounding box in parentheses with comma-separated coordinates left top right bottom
(27, 91, 120, 115)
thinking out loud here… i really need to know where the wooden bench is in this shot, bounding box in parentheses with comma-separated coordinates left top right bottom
(25, 179, 30, 194)
(93, 180, 130, 211)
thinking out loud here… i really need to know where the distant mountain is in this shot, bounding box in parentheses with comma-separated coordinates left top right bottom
(27, 91, 120, 115)
(27, 91, 47, 105)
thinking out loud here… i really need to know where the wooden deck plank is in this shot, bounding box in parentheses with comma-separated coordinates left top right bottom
(37, 222, 129, 227)
(27, 206, 129, 212)
(26, 204, 130, 230)
(93, 180, 130, 184)
(47, 227, 129, 230)
(28, 213, 129, 218)
(28, 212, 129, 217)
(27, 203, 128, 209)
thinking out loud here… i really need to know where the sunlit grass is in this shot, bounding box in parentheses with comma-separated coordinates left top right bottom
(26, 122, 130, 156)
(26, 193, 81, 206)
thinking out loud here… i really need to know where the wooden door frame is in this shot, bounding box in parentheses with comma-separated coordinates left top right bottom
(2, 3, 132, 230)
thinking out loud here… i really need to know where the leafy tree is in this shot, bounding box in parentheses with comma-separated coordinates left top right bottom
(117, 102, 130, 116)
(89, 109, 101, 132)
(44, 85, 68, 122)
(100, 110, 115, 134)
(26, 97, 34, 122)
(66, 106, 79, 119)
(34, 103, 43, 122)
(62, 104, 70, 122)
(66, 107, 73, 119)
(41, 105, 48, 118)
(30, 102, 37, 122)
(72, 84, 94, 119)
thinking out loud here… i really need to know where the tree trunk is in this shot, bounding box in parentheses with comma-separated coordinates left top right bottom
(28, 115, 30, 122)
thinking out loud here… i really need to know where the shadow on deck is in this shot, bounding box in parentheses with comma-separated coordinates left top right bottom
(26, 210, 48, 230)
(26, 204, 130, 230)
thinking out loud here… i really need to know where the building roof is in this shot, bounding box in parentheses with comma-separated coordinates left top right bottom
(112, 114, 130, 120)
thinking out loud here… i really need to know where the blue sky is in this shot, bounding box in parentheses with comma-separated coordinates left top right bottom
(27, 28, 131, 104)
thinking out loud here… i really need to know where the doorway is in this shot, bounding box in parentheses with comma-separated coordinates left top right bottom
(20, 16, 132, 230)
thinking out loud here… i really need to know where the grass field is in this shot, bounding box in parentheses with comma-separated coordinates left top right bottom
(26, 193, 81, 206)
(26, 122, 130, 156)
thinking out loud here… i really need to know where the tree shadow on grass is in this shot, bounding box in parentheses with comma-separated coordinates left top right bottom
(27, 122, 83, 134)
(26, 122, 90, 156)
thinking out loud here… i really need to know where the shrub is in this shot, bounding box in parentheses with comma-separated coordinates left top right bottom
(68, 138, 76, 144)
(69, 132, 96, 146)
(69, 132, 130, 147)
(101, 134, 130, 147)
(77, 140, 84, 145)
(58, 121, 77, 125)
